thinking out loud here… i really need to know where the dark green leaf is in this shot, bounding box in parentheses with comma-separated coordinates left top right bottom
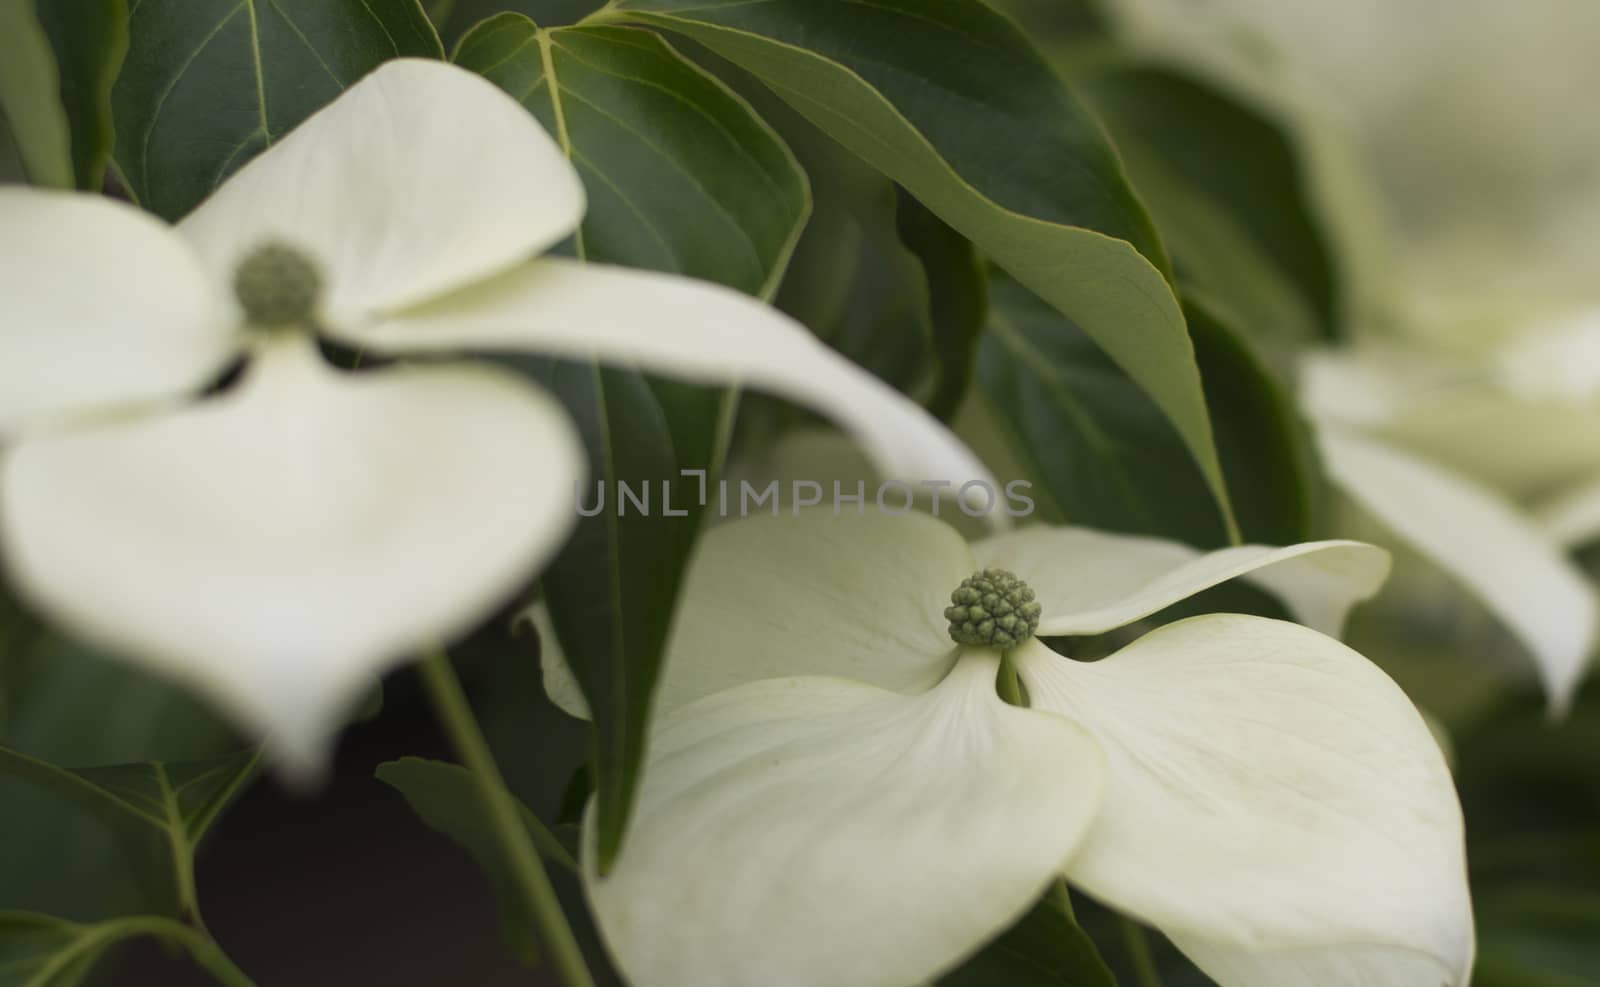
(1077, 59, 1342, 343)
(455, 15, 807, 869)
(0, 109, 26, 183)
(112, 0, 442, 220)
(988, 0, 1109, 42)
(897, 191, 987, 420)
(939, 889, 1117, 987)
(377, 757, 575, 965)
(972, 273, 1313, 547)
(0, 746, 258, 920)
(1475, 890, 1600, 986)
(1, 586, 237, 920)
(0, 911, 221, 987)
(32, 0, 129, 189)
(604, 0, 1237, 536)
(434, 0, 605, 45)
(760, 90, 985, 417)
(0, 911, 110, 987)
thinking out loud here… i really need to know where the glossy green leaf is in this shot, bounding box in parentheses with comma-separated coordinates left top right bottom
(1077, 58, 1341, 343)
(938, 890, 1118, 987)
(0, 746, 259, 921)
(0, 0, 73, 188)
(455, 15, 808, 869)
(603, 0, 1236, 536)
(111, 0, 442, 220)
(972, 273, 1313, 547)
(377, 757, 575, 965)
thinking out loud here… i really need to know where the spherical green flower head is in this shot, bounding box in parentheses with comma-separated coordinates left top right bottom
(233, 243, 323, 328)
(944, 568, 1042, 647)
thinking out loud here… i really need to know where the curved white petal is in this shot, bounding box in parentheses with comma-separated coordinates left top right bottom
(973, 526, 1390, 638)
(586, 652, 1105, 987)
(1537, 471, 1600, 548)
(1173, 938, 1462, 987)
(0, 337, 584, 774)
(350, 258, 997, 498)
(1014, 619, 1473, 987)
(661, 510, 973, 713)
(1320, 427, 1597, 710)
(179, 59, 584, 328)
(0, 189, 237, 436)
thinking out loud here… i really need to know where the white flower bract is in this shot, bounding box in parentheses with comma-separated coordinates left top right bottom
(0, 59, 990, 775)
(539, 510, 1474, 987)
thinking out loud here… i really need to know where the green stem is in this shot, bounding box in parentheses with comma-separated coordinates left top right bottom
(1120, 917, 1165, 987)
(420, 649, 596, 987)
(996, 652, 1025, 707)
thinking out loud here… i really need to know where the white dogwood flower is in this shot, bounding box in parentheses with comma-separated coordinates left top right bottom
(539, 511, 1473, 987)
(0, 59, 988, 772)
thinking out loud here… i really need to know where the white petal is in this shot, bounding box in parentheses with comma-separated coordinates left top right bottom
(1320, 427, 1597, 710)
(1172, 939, 1462, 987)
(1537, 471, 1600, 548)
(0, 337, 584, 773)
(351, 258, 997, 497)
(0, 188, 237, 436)
(1014, 619, 1473, 987)
(1302, 347, 1600, 499)
(586, 652, 1105, 987)
(661, 510, 974, 713)
(973, 526, 1390, 638)
(178, 59, 584, 328)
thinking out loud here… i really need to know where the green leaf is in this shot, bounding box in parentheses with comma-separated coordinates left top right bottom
(377, 757, 575, 966)
(760, 90, 985, 418)
(0, 911, 232, 987)
(0, 911, 121, 987)
(1475, 890, 1600, 986)
(31, 0, 129, 190)
(0, 746, 259, 921)
(973, 273, 1313, 547)
(897, 191, 987, 420)
(939, 890, 1118, 987)
(0, 0, 74, 188)
(1, 584, 237, 920)
(432, 0, 605, 44)
(1077, 58, 1342, 343)
(455, 15, 808, 869)
(605, 0, 1236, 536)
(111, 0, 442, 220)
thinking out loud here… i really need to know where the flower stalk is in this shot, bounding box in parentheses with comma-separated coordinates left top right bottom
(420, 648, 596, 987)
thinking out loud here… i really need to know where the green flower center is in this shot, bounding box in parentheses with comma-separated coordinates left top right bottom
(944, 568, 1041, 647)
(233, 243, 323, 328)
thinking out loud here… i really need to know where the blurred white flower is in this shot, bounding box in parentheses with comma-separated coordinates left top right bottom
(538, 510, 1474, 987)
(1104, 0, 1600, 705)
(0, 59, 989, 773)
